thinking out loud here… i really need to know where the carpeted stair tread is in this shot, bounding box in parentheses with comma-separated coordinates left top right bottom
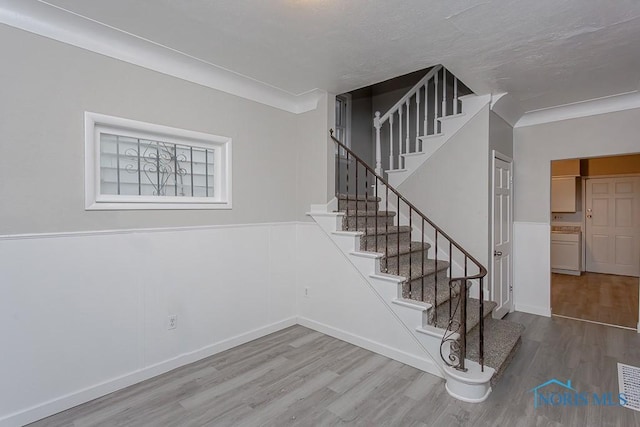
(376, 241, 431, 257)
(337, 194, 381, 202)
(389, 258, 450, 281)
(466, 317, 525, 372)
(433, 299, 496, 331)
(340, 210, 396, 218)
(360, 225, 412, 236)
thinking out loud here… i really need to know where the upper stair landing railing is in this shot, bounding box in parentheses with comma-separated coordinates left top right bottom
(373, 65, 464, 175)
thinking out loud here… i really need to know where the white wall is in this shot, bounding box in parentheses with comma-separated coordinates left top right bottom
(397, 106, 491, 268)
(0, 224, 297, 426)
(513, 107, 640, 316)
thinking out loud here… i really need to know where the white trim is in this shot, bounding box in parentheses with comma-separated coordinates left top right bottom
(84, 112, 232, 210)
(0, 221, 301, 241)
(516, 91, 640, 128)
(0, 0, 323, 114)
(515, 303, 551, 317)
(297, 317, 441, 377)
(0, 317, 297, 427)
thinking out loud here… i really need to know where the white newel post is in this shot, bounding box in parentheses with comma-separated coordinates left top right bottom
(374, 111, 382, 174)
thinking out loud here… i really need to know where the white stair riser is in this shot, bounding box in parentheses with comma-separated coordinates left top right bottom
(331, 233, 361, 253)
(312, 215, 343, 233)
(349, 253, 380, 274)
(369, 277, 402, 300)
(402, 152, 427, 171)
(391, 304, 426, 330)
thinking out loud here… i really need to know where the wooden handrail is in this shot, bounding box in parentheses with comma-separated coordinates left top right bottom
(330, 130, 487, 280)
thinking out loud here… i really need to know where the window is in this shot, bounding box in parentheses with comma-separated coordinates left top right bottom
(85, 112, 232, 210)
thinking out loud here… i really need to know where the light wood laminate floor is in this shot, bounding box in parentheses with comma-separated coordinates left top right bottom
(552, 272, 639, 329)
(30, 313, 640, 426)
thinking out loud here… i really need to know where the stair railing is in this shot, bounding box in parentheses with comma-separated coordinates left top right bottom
(331, 129, 486, 372)
(373, 65, 461, 175)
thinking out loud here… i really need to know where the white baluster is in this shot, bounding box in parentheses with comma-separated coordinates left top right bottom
(416, 90, 421, 151)
(389, 113, 394, 170)
(405, 100, 410, 156)
(374, 111, 382, 174)
(423, 83, 429, 140)
(398, 106, 403, 164)
(442, 68, 447, 116)
(433, 71, 439, 134)
(453, 76, 459, 115)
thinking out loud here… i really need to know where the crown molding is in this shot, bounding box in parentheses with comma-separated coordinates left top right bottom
(0, 0, 323, 114)
(489, 92, 523, 128)
(515, 91, 640, 128)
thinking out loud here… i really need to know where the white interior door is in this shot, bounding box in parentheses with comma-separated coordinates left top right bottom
(491, 152, 513, 319)
(586, 177, 640, 277)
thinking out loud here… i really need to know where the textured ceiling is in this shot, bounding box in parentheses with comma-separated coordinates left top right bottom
(43, 0, 640, 112)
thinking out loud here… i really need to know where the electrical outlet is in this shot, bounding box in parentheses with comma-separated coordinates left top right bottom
(168, 314, 177, 330)
(304, 287, 310, 298)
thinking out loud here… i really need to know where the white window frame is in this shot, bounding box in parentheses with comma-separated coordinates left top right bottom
(85, 112, 232, 210)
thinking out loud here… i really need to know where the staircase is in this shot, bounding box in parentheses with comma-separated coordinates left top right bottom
(308, 118, 524, 401)
(373, 65, 490, 187)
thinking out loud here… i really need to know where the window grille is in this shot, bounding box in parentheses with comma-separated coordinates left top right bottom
(85, 113, 231, 210)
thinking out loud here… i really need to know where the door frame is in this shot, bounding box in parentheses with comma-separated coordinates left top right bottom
(490, 150, 514, 317)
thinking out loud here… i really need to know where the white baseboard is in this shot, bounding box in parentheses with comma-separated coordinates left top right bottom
(0, 317, 297, 427)
(297, 317, 442, 378)
(515, 304, 551, 317)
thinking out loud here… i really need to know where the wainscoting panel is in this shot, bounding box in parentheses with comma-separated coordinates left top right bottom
(513, 221, 552, 317)
(0, 223, 298, 427)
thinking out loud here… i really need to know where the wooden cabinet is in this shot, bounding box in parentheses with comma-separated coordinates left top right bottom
(551, 159, 581, 177)
(551, 232, 581, 274)
(551, 177, 579, 212)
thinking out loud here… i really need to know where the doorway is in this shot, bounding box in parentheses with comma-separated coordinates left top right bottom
(550, 154, 640, 329)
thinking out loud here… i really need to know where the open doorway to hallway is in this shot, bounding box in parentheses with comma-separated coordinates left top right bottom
(550, 154, 640, 329)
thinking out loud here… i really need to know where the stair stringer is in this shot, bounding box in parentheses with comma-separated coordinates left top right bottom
(308, 204, 494, 403)
(387, 94, 491, 188)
